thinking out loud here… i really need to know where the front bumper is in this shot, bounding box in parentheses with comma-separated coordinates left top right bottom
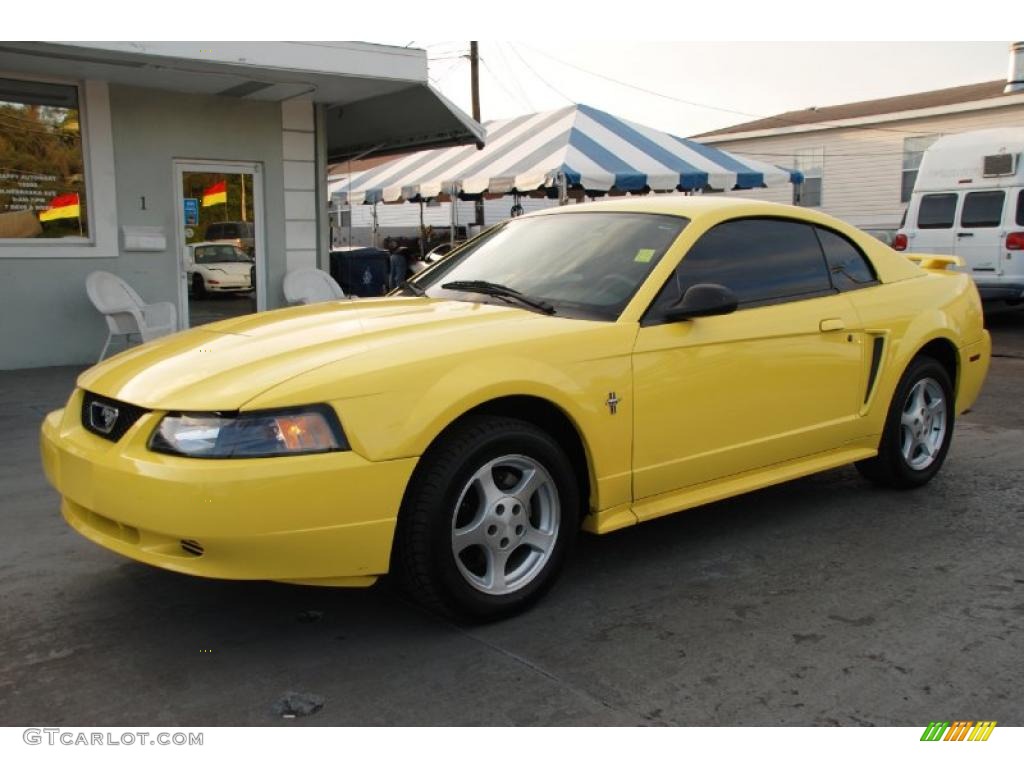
(205, 279, 252, 292)
(40, 390, 417, 585)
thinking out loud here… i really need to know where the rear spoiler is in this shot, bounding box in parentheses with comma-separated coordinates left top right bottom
(904, 254, 963, 272)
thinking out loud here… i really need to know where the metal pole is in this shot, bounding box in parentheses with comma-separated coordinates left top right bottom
(557, 171, 568, 206)
(419, 200, 425, 259)
(449, 186, 456, 248)
(470, 42, 485, 229)
(372, 201, 378, 248)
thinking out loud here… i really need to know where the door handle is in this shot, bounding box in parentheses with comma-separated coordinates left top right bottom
(819, 318, 846, 332)
(957, 232, 974, 238)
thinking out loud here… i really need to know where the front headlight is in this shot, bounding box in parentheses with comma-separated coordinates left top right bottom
(149, 405, 348, 458)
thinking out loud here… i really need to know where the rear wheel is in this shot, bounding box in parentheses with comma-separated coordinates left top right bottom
(393, 415, 579, 622)
(856, 355, 954, 488)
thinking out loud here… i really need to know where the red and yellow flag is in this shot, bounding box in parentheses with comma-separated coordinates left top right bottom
(39, 193, 80, 222)
(202, 180, 227, 207)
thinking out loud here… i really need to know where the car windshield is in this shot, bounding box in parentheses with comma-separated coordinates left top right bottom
(412, 212, 687, 320)
(194, 245, 251, 264)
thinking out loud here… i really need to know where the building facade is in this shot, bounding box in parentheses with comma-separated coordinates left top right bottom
(0, 42, 481, 369)
(696, 79, 1024, 236)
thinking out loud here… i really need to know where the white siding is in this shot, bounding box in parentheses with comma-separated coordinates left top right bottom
(705, 103, 1024, 230)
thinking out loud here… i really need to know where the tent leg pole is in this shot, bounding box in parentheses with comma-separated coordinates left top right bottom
(419, 200, 425, 259)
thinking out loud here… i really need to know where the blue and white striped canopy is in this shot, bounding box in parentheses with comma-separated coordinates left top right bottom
(329, 104, 801, 205)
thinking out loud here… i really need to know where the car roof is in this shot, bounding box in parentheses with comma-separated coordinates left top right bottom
(523, 195, 847, 227)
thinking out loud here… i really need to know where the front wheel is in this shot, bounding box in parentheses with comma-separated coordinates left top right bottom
(393, 415, 579, 622)
(191, 273, 206, 298)
(856, 355, 955, 488)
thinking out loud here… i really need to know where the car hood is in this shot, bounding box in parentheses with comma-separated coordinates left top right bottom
(77, 298, 560, 411)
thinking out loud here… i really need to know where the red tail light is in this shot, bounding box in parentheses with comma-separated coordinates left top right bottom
(892, 233, 908, 251)
(1006, 232, 1024, 250)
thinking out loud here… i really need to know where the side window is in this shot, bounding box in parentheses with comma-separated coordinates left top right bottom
(815, 227, 878, 291)
(961, 191, 1005, 228)
(917, 194, 957, 229)
(1018, 190, 1024, 227)
(646, 218, 832, 322)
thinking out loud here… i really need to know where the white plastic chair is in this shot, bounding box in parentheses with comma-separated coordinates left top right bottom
(86, 271, 178, 361)
(283, 267, 346, 305)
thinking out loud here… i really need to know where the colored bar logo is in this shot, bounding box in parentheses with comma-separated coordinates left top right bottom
(920, 721, 996, 741)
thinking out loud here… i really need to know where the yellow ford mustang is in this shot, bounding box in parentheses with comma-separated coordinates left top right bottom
(41, 198, 990, 620)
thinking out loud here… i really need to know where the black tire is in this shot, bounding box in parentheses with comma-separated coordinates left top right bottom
(855, 355, 955, 489)
(392, 415, 580, 622)
(191, 273, 206, 298)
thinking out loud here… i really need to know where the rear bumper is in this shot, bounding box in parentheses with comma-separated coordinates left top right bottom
(40, 393, 417, 585)
(973, 280, 1024, 303)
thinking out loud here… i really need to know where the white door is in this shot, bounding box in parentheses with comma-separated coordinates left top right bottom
(173, 160, 265, 329)
(954, 189, 1007, 276)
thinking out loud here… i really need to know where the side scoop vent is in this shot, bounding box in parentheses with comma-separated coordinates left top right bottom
(180, 539, 205, 557)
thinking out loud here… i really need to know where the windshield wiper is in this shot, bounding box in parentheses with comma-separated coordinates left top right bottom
(440, 280, 556, 315)
(398, 280, 426, 296)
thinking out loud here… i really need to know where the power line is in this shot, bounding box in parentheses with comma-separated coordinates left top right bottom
(520, 43, 944, 138)
(507, 43, 573, 105)
(479, 56, 532, 114)
(495, 43, 535, 112)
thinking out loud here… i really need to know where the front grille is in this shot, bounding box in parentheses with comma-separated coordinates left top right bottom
(80, 391, 149, 442)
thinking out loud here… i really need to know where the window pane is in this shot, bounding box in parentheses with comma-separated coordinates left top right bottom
(649, 218, 832, 317)
(918, 194, 957, 229)
(1018, 190, 1024, 227)
(793, 147, 823, 208)
(0, 77, 88, 239)
(794, 177, 822, 207)
(902, 135, 939, 170)
(900, 170, 917, 203)
(816, 227, 877, 291)
(961, 191, 1005, 228)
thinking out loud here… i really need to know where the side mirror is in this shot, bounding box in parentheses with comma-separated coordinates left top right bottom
(664, 283, 738, 321)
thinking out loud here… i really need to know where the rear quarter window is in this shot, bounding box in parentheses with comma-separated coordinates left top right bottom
(815, 227, 878, 291)
(918, 193, 958, 229)
(1017, 190, 1024, 226)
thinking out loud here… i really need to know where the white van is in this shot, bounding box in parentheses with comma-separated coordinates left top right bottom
(896, 128, 1024, 303)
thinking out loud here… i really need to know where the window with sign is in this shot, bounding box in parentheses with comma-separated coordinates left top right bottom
(0, 78, 88, 240)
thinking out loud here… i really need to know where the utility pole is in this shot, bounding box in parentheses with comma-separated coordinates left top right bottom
(470, 41, 484, 228)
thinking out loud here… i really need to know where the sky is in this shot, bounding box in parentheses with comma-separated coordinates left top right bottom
(389, 42, 1015, 138)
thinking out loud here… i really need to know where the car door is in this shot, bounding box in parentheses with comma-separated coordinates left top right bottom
(631, 217, 866, 504)
(955, 189, 1007, 275)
